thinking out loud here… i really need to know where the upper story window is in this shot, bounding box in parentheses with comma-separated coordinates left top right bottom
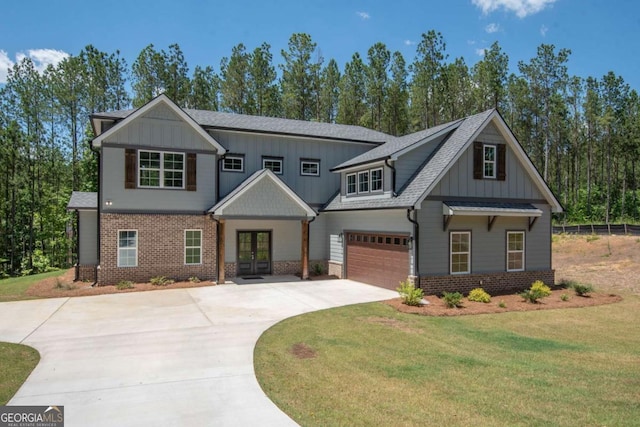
(263, 157, 283, 175)
(222, 155, 244, 172)
(483, 144, 496, 179)
(346, 173, 357, 195)
(371, 168, 383, 192)
(139, 150, 184, 188)
(358, 171, 369, 193)
(300, 159, 320, 176)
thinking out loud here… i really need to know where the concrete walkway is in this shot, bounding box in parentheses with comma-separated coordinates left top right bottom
(0, 278, 395, 426)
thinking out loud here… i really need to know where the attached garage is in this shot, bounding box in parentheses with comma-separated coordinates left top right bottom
(346, 232, 410, 290)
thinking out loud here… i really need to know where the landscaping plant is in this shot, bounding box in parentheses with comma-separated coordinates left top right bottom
(150, 276, 174, 286)
(468, 288, 491, 303)
(520, 280, 552, 303)
(442, 291, 463, 308)
(572, 283, 594, 297)
(116, 280, 134, 290)
(397, 281, 424, 306)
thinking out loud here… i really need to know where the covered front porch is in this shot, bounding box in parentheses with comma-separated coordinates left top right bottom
(208, 169, 317, 283)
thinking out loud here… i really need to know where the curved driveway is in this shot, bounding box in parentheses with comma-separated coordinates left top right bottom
(0, 278, 395, 426)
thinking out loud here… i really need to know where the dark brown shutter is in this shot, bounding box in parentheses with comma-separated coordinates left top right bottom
(473, 141, 483, 180)
(186, 153, 197, 191)
(497, 144, 506, 181)
(125, 149, 136, 189)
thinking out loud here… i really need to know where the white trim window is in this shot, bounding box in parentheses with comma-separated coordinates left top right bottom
(370, 168, 383, 192)
(346, 173, 357, 195)
(358, 171, 369, 193)
(483, 144, 496, 179)
(450, 231, 471, 274)
(139, 150, 185, 188)
(263, 157, 283, 174)
(117, 230, 137, 267)
(185, 229, 202, 265)
(222, 155, 244, 172)
(300, 159, 320, 176)
(507, 231, 525, 271)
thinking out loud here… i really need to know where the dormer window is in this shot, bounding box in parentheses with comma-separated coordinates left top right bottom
(345, 167, 385, 196)
(371, 168, 383, 192)
(346, 174, 357, 195)
(358, 171, 369, 193)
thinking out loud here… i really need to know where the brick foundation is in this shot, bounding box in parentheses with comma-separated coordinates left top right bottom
(328, 261, 343, 279)
(272, 260, 302, 276)
(419, 270, 555, 296)
(76, 264, 97, 282)
(98, 213, 217, 285)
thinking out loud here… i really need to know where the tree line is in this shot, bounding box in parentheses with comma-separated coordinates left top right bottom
(1, 31, 639, 276)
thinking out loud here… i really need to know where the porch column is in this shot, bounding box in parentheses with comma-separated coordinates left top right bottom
(301, 219, 309, 280)
(217, 219, 225, 284)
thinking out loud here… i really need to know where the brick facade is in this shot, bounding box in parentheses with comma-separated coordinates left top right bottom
(328, 261, 343, 279)
(99, 213, 217, 285)
(419, 270, 555, 296)
(76, 264, 97, 282)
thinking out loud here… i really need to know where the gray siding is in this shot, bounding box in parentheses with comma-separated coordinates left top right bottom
(212, 130, 372, 204)
(418, 200, 551, 275)
(219, 177, 308, 217)
(105, 104, 218, 152)
(79, 210, 98, 265)
(309, 215, 327, 260)
(430, 137, 544, 200)
(395, 133, 447, 190)
(101, 147, 217, 212)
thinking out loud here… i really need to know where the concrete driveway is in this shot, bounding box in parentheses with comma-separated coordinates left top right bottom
(0, 278, 395, 426)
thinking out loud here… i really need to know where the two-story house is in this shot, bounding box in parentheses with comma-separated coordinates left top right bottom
(68, 94, 562, 295)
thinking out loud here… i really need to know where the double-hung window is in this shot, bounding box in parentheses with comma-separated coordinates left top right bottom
(483, 144, 496, 179)
(358, 171, 369, 193)
(450, 231, 471, 274)
(507, 231, 525, 271)
(263, 157, 283, 174)
(117, 230, 137, 267)
(185, 230, 202, 265)
(370, 168, 383, 192)
(139, 150, 184, 188)
(346, 173, 357, 195)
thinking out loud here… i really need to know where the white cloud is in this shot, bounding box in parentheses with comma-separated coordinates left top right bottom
(356, 11, 370, 20)
(0, 49, 69, 83)
(476, 48, 487, 56)
(540, 24, 548, 36)
(472, 0, 557, 18)
(485, 23, 500, 33)
(404, 39, 416, 46)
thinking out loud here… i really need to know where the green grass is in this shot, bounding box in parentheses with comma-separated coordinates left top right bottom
(255, 297, 640, 426)
(0, 342, 40, 405)
(0, 270, 65, 302)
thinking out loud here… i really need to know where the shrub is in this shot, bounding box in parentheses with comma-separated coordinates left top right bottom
(558, 278, 577, 289)
(311, 263, 324, 276)
(573, 283, 594, 297)
(468, 288, 491, 303)
(117, 280, 134, 290)
(150, 276, 174, 286)
(54, 278, 77, 291)
(397, 281, 424, 306)
(520, 280, 552, 303)
(560, 293, 570, 301)
(498, 300, 507, 308)
(442, 291, 463, 308)
(188, 276, 201, 283)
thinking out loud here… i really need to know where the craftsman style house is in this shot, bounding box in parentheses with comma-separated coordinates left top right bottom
(68, 94, 562, 295)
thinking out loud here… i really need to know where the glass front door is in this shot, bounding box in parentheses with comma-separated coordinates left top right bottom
(237, 231, 271, 276)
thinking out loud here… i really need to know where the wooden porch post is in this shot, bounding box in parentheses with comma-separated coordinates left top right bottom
(217, 219, 225, 284)
(301, 220, 309, 280)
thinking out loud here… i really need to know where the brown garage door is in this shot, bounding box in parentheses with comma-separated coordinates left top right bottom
(346, 232, 410, 290)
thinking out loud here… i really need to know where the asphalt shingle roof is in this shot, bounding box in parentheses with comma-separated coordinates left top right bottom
(67, 191, 98, 210)
(443, 201, 543, 215)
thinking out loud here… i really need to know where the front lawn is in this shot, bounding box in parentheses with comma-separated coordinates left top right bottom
(0, 270, 66, 302)
(0, 342, 40, 405)
(255, 297, 640, 426)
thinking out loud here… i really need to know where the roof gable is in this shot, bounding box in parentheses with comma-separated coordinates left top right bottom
(209, 169, 316, 218)
(91, 94, 226, 154)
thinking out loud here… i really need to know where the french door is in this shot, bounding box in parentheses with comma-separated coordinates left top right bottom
(237, 231, 271, 276)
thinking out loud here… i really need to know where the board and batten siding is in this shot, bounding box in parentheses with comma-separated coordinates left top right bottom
(101, 147, 217, 212)
(417, 200, 551, 275)
(394, 133, 447, 190)
(78, 210, 98, 265)
(324, 209, 414, 274)
(212, 130, 373, 205)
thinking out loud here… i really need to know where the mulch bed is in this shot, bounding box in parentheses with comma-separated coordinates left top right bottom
(385, 289, 622, 316)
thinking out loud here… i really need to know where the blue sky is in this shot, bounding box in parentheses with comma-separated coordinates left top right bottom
(1, 0, 639, 91)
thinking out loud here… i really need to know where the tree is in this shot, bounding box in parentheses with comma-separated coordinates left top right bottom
(189, 65, 219, 110)
(131, 44, 165, 107)
(162, 44, 191, 107)
(220, 43, 252, 114)
(364, 42, 391, 131)
(318, 59, 341, 123)
(249, 43, 279, 116)
(336, 53, 367, 125)
(280, 33, 321, 120)
(383, 51, 409, 136)
(472, 41, 508, 110)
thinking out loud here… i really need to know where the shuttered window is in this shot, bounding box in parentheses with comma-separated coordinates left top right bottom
(474, 141, 505, 181)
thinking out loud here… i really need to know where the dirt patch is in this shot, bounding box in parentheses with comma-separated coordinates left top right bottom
(289, 342, 317, 359)
(386, 289, 622, 316)
(362, 316, 423, 334)
(25, 269, 215, 299)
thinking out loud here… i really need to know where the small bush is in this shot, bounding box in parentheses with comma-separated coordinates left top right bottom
(54, 278, 77, 291)
(311, 263, 324, 276)
(150, 276, 174, 286)
(442, 291, 463, 308)
(586, 234, 600, 242)
(558, 278, 577, 289)
(188, 276, 201, 283)
(520, 280, 552, 303)
(560, 293, 570, 301)
(573, 283, 594, 297)
(397, 281, 424, 306)
(117, 280, 134, 290)
(468, 288, 491, 303)
(498, 300, 507, 308)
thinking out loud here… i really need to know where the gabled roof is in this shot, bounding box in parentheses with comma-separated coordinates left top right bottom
(331, 118, 463, 171)
(322, 109, 563, 213)
(91, 94, 226, 154)
(208, 169, 317, 219)
(67, 191, 97, 210)
(94, 106, 390, 145)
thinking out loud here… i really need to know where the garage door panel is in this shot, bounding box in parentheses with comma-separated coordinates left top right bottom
(346, 232, 409, 290)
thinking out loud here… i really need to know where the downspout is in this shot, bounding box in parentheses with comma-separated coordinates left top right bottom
(92, 140, 101, 286)
(216, 154, 226, 203)
(74, 209, 80, 281)
(385, 158, 397, 197)
(407, 208, 420, 285)
(210, 215, 220, 284)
